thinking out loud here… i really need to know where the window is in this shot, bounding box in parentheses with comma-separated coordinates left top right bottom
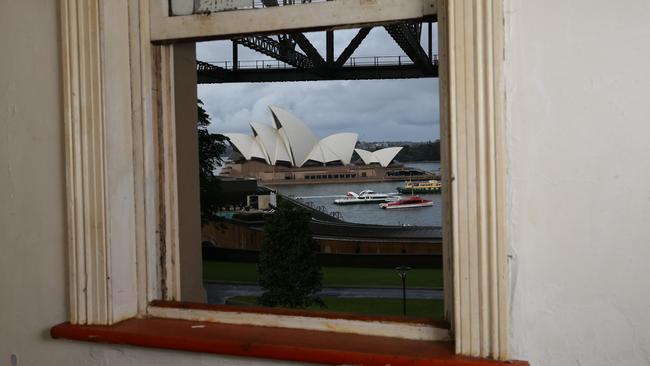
(198, 23, 441, 317)
(59, 0, 510, 361)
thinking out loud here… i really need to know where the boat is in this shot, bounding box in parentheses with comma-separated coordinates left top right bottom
(379, 196, 433, 209)
(334, 190, 397, 205)
(396, 180, 442, 194)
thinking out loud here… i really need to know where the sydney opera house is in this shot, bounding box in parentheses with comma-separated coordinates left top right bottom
(221, 106, 434, 184)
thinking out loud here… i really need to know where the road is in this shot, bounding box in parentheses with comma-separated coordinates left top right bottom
(205, 282, 443, 304)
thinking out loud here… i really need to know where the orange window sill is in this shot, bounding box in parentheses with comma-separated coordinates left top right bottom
(51, 316, 528, 366)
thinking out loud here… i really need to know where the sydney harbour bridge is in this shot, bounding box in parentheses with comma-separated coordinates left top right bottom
(196, 0, 438, 84)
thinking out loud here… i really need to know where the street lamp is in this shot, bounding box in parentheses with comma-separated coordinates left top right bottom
(395, 266, 412, 316)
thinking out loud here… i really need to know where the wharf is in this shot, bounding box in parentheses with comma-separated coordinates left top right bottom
(202, 193, 441, 258)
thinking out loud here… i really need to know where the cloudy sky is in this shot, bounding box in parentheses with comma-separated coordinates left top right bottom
(197, 26, 439, 142)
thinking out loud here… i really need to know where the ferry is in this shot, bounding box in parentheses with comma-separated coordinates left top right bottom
(334, 190, 396, 205)
(397, 180, 442, 194)
(379, 196, 433, 209)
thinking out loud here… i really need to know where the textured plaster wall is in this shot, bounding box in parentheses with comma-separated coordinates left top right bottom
(504, 1, 650, 365)
(0, 1, 305, 365)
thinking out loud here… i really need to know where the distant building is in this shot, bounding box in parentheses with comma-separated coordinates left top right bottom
(224, 106, 402, 168)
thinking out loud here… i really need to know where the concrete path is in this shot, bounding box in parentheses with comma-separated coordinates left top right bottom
(205, 282, 443, 305)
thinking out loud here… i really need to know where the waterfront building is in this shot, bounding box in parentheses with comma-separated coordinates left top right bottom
(223, 106, 403, 168)
(221, 107, 438, 184)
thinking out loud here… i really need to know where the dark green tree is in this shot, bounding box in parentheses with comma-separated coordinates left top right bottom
(257, 199, 324, 308)
(395, 140, 440, 162)
(197, 99, 229, 224)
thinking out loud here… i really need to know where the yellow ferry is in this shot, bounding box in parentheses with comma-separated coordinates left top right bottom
(396, 180, 442, 194)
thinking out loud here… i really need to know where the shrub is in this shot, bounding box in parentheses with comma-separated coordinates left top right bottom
(257, 200, 324, 308)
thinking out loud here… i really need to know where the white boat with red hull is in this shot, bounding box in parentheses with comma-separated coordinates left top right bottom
(379, 196, 433, 209)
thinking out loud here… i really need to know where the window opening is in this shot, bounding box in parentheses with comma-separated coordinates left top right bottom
(191, 21, 442, 319)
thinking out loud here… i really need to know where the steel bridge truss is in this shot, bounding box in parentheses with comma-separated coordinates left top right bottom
(198, 19, 437, 84)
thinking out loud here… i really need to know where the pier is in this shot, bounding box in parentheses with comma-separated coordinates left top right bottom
(202, 192, 442, 269)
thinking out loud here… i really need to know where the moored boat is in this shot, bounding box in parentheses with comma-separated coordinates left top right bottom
(379, 196, 433, 209)
(397, 180, 442, 194)
(334, 190, 396, 204)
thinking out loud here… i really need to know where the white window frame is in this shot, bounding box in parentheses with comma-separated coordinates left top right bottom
(61, 0, 509, 360)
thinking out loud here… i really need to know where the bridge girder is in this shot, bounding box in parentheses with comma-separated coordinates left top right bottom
(199, 17, 437, 83)
(197, 62, 437, 84)
(233, 36, 313, 69)
(384, 22, 434, 74)
(335, 27, 372, 68)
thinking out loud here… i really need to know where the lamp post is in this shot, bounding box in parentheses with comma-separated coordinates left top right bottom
(395, 266, 411, 316)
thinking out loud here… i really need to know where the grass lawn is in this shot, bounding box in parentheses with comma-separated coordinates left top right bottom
(203, 260, 443, 288)
(228, 296, 444, 318)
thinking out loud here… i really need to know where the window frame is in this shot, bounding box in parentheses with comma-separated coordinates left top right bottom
(60, 0, 509, 360)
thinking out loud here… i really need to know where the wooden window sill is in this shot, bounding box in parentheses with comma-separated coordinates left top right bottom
(51, 317, 528, 365)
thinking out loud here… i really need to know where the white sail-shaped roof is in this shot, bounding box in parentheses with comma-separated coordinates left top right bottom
(305, 133, 359, 165)
(249, 122, 292, 165)
(251, 141, 268, 163)
(372, 147, 402, 167)
(319, 133, 358, 165)
(305, 145, 325, 164)
(305, 142, 339, 164)
(223, 133, 268, 163)
(354, 148, 378, 165)
(269, 106, 318, 167)
(224, 106, 396, 168)
(354, 147, 402, 167)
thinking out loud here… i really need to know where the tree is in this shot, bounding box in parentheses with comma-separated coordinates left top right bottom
(257, 199, 324, 308)
(395, 140, 440, 162)
(197, 100, 229, 224)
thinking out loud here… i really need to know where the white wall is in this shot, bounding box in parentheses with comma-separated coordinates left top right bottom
(0, 1, 305, 365)
(505, 1, 650, 365)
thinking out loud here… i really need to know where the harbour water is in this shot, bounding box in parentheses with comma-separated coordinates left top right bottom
(269, 162, 441, 227)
